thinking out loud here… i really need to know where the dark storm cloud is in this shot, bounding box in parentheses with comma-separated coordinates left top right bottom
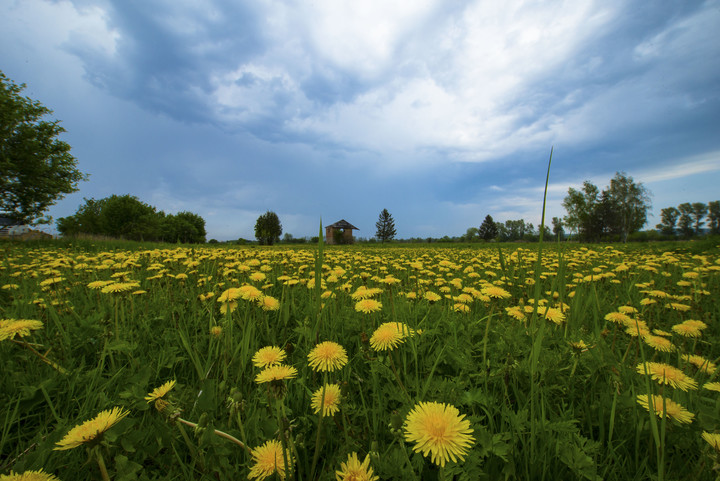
(63, 0, 265, 124)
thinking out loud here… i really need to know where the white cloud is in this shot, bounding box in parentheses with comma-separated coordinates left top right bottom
(639, 151, 720, 184)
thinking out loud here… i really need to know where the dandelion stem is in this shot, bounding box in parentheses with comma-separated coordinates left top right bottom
(94, 446, 111, 481)
(13, 339, 67, 374)
(175, 417, 252, 454)
(309, 378, 327, 481)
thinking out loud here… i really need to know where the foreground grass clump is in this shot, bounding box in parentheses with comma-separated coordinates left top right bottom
(0, 241, 719, 480)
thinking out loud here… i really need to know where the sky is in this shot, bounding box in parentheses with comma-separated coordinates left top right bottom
(2, 0, 719, 241)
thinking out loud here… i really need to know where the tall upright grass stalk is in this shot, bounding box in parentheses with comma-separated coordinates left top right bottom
(529, 146, 553, 471)
(313, 220, 324, 341)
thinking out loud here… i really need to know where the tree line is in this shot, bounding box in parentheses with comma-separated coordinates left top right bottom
(57, 195, 207, 243)
(656, 201, 720, 238)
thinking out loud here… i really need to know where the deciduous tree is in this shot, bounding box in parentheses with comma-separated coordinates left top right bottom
(1, 71, 86, 224)
(708, 201, 720, 235)
(255, 211, 282, 245)
(656, 207, 680, 237)
(677, 203, 694, 238)
(691, 202, 708, 235)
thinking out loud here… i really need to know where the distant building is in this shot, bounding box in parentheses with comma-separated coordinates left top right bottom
(325, 219, 359, 245)
(0, 215, 52, 240)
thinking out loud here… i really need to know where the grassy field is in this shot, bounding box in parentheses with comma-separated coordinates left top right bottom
(1, 239, 719, 480)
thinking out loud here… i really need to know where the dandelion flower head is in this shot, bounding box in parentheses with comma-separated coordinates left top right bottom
(54, 407, 130, 450)
(252, 346, 287, 368)
(311, 383, 342, 417)
(636, 362, 697, 391)
(355, 298, 382, 314)
(145, 379, 175, 410)
(0, 469, 61, 481)
(335, 452, 379, 481)
(636, 394, 694, 424)
(307, 341, 348, 372)
(369, 322, 416, 351)
(403, 401, 475, 467)
(702, 432, 720, 453)
(247, 439, 294, 480)
(0, 319, 44, 341)
(255, 365, 298, 384)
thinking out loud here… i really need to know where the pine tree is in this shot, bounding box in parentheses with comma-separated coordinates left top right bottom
(375, 209, 397, 243)
(478, 215, 498, 241)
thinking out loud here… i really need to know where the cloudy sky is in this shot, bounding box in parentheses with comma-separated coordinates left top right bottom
(2, 0, 719, 240)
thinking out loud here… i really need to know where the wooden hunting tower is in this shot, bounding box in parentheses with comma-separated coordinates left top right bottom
(325, 219, 359, 245)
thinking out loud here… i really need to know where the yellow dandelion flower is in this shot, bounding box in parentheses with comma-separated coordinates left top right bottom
(642, 335, 675, 353)
(0, 319, 44, 341)
(652, 329, 672, 337)
(252, 346, 287, 368)
(248, 439, 294, 480)
(703, 382, 720, 392)
(255, 365, 298, 384)
(39, 277, 64, 287)
(636, 394, 694, 424)
(258, 296, 280, 311)
(335, 452, 379, 481)
(311, 383, 341, 417)
(618, 306, 638, 314)
(369, 322, 416, 351)
(604, 312, 633, 324)
(210, 325, 223, 337)
(307, 341, 348, 372)
(639, 298, 657, 306)
(220, 301, 238, 315)
(0, 469, 60, 481)
(249, 272, 267, 282)
(100, 282, 134, 294)
(238, 284, 263, 301)
(481, 286, 511, 299)
(403, 401, 475, 467)
(682, 354, 717, 374)
(1, 284, 20, 290)
(505, 306, 526, 321)
(54, 407, 130, 450)
(569, 340, 589, 353)
(217, 287, 242, 303)
(355, 299, 382, 314)
(145, 380, 176, 412)
(684, 319, 708, 330)
(424, 291, 441, 302)
(538, 307, 565, 324)
(702, 432, 720, 453)
(672, 322, 702, 338)
(636, 362, 698, 391)
(665, 302, 691, 312)
(625, 321, 650, 337)
(453, 303, 470, 313)
(145, 380, 176, 403)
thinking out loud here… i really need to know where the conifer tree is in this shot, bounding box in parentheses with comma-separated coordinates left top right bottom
(375, 209, 396, 243)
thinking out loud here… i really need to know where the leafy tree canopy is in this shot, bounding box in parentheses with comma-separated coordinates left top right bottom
(562, 172, 651, 242)
(255, 211, 282, 245)
(57, 195, 206, 243)
(1, 70, 87, 224)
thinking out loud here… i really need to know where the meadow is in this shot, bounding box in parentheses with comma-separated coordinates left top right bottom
(1, 238, 719, 480)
